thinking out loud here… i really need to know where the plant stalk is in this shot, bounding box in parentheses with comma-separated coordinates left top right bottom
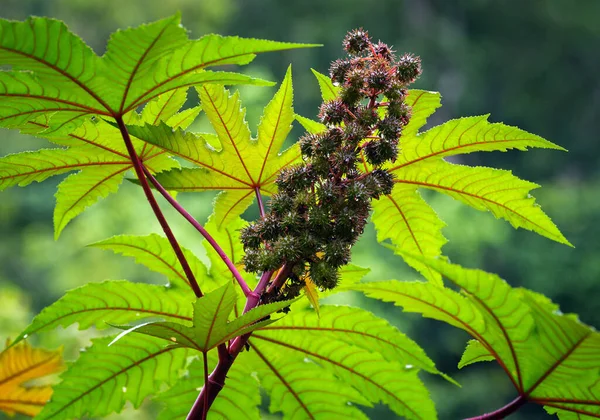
(115, 116, 202, 298)
(142, 166, 251, 296)
(464, 395, 527, 420)
(187, 265, 288, 419)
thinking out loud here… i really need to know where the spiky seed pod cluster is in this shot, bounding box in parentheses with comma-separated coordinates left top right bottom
(242, 29, 422, 301)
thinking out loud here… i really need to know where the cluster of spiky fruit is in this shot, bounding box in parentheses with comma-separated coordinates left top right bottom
(242, 29, 422, 300)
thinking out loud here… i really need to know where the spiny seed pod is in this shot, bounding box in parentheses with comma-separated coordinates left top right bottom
(387, 99, 412, 124)
(371, 168, 396, 195)
(385, 86, 407, 101)
(324, 241, 351, 267)
(367, 68, 393, 91)
(240, 224, 262, 249)
(377, 116, 403, 140)
(396, 53, 422, 84)
(344, 123, 368, 147)
(319, 100, 346, 125)
(309, 261, 339, 290)
(255, 215, 280, 241)
(373, 41, 395, 60)
(344, 68, 365, 90)
(299, 133, 317, 157)
(355, 106, 379, 128)
(340, 86, 362, 107)
(329, 59, 352, 85)
(275, 235, 302, 262)
(269, 193, 294, 216)
(243, 29, 423, 304)
(343, 28, 371, 55)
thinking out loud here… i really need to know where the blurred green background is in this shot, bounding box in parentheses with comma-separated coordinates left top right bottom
(1, 1, 599, 419)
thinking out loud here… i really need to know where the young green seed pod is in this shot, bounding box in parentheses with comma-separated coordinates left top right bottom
(309, 261, 339, 290)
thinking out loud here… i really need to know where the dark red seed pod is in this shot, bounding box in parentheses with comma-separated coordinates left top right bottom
(343, 28, 371, 55)
(396, 53, 422, 84)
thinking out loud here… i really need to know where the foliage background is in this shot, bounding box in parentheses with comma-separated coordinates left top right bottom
(0, 0, 598, 419)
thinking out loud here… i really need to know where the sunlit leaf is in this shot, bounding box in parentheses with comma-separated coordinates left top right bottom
(251, 328, 437, 419)
(38, 335, 189, 419)
(89, 234, 210, 290)
(130, 67, 300, 227)
(354, 256, 600, 418)
(311, 68, 340, 102)
(114, 283, 294, 352)
(12, 281, 194, 346)
(156, 352, 260, 420)
(0, 341, 63, 417)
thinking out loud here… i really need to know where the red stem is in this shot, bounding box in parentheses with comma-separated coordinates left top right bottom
(187, 264, 288, 419)
(201, 352, 209, 420)
(254, 187, 265, 218)
(115, 117, 202, 298)
(464, 395, 527, 420)
(141, 166, 251, 296)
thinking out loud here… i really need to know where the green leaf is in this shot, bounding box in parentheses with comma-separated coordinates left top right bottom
(0, 18, 104, 132)
(394, 161, 571, 245)
(100, 15, 189, 112)
(0, 147, 121, 191)
(371, 185, 446, 285)
(53, 165, 126, 239)
(251, 327, 437, 419)
(402, 90, 442, 138)
(0, 15, 314, 135)
(458, 340, 495, 369)
(357, 89, 570, 274)
(393, 115, 564, 170)
(311, 68, 340, 101)
(37, 334, 190, 419)
(249, 341, 371, 419)
(260, 305, 445, 378)
(156, 353, 261, 420)
(349, 280, 485, 336)
(203, 216, 256, 290)
(12, 281, 193, 346)
(89, 234, 210, 290)
(115, 283, 294, 352)
(295, 114, 326, 134)
(356, 256, 600, 418)
(116, 33, 318, 115)
(130, 69, 301, 227)
(0, 114, 179, 237)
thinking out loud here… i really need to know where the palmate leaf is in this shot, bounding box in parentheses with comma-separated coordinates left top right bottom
(130, 66, 301, 227)
(88, 233, 210, 290)
(251, 323, 437, 419)
(250, 341, 371, 419)
(156, 352, 261, 420)
(259, 305, 445, 378)
(352, 257, 600, 418)
(0, 95, 185, 238)
(113, 283, 294, 353)
(0, 15, 313, 133)
(38, 334, 190, 419)
(308, 75, 568, 278)
(0, 16, 314, 232)
(202, 216, 257, 290)
(311, 69, 340, 102)
(372, 93, 568, 277)
(11, 281, 194, 346)
(393, 160, 570, 245)
(0, 341, 63, 417)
